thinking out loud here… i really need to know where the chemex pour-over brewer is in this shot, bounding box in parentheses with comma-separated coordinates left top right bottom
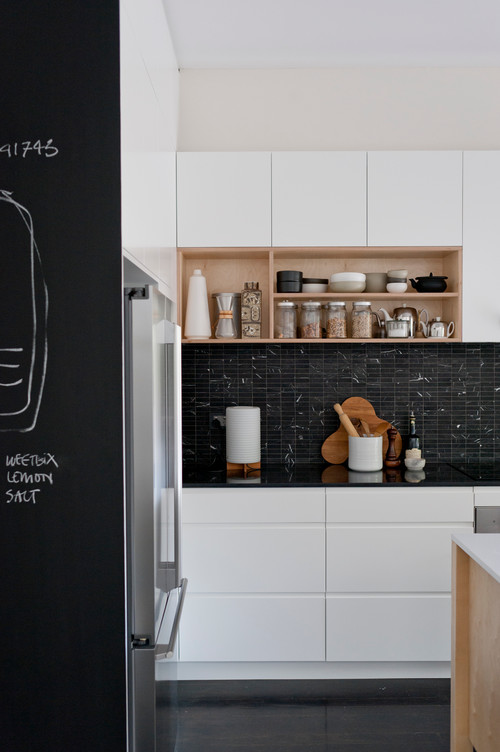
(212, 292, 239, 338)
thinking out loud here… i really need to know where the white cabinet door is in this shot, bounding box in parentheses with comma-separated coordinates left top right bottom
(327, 525, 471, 593)
(367, 151, 463, 246)
(463, 151, 500, 342)
(177, 152, 272, 247)
(326, 595, 451, 662)
(183, 487, 325, 524)
(183, 525, 325, 593)
(474, 487, 500, 507)
(326, 487, 474, 523)
(120, 0, 178, 298)
(271, 152, 367, 246)
(180, 595, 325, 662)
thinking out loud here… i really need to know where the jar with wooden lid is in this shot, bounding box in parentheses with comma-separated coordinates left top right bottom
(351, 301, 373, 339)
(274, 300, 297, 339)
(325, 302, 347, 339)
(300, 301, 322, 339)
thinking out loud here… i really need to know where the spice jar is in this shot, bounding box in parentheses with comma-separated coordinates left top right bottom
(351, 301, 373, 338)
(300, 301, 322, 338)
(325, 302, 347, 339)
(274, 300, 297, 339)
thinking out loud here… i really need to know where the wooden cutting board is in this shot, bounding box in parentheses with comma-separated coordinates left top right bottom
(321, 397, 402, 464)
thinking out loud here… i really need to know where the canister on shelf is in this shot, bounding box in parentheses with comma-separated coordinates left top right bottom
(275, 300, 297, 339)
(241, 281, 262, 338)
(325, 301, 347, 338)
(300, 301, 322, 338)
(351, 301, 373, 338)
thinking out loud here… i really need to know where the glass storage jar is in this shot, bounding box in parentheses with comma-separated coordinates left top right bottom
(351, 301, 373, 339)
(300, 301, 322, 338)
(274, 300, 297, 339)
(325, 302, 347, 338)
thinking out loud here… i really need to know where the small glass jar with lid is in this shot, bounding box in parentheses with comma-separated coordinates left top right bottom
(300, 301, 322, 338)
(325, 302, 347, 338)
(274, 300, 297, 339)
(351, 301, 373, 339)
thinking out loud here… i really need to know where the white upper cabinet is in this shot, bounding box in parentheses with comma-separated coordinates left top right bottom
(177, 152, 272, 247)
(271, 152, 367, 246)
(120, 0, 179, 300)
(463, 151, 500, 342)
(367, 151, 463, 246)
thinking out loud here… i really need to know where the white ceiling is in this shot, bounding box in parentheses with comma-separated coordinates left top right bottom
(162, 0, 500, 68)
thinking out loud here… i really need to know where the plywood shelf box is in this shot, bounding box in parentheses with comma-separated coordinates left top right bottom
(178, 246, 462, 343)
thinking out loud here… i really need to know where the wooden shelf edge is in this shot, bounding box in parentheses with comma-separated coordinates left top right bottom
(273, 292, 459, 299)
(182, 337, 461, 344)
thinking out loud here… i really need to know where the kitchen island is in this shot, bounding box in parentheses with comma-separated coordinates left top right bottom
(451, 533, 500, 752)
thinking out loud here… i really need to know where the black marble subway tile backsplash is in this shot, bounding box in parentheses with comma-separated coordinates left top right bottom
(182, 343, 500, 468)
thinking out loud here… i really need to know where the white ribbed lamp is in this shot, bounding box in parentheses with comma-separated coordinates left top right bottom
(226, 406, 261, 464)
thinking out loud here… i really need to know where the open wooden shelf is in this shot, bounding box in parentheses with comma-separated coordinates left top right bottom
(178, 246, 462, 343)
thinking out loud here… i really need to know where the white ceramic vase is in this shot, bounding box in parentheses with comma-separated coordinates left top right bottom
(184, 269, 211, 340)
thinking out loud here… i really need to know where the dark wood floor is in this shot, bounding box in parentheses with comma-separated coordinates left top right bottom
(157, 679, 451, 751)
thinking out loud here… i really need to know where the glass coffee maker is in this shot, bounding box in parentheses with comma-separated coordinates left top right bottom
(212, 292, 240, 338)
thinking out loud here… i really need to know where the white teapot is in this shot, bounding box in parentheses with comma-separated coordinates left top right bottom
(421, 316, 455, 338)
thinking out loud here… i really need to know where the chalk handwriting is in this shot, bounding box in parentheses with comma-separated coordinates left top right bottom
(6, 453, 58, 468)
(4, 453, 58, 505)
(0, 139, 59, 158)
(0, 190, 48, 432)
(6, 489, 41, 504)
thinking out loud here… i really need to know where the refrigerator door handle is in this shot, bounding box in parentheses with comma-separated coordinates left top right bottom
(156, 320, 183, 590)
(155, 577, 188, 660)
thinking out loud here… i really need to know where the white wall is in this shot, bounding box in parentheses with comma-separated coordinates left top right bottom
(178, 67, 500, 151)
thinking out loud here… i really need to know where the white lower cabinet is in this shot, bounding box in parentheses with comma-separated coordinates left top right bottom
(181, 595, 325, 662)
(326, 595, 451, 662)
(325, 487, 474, 665)
(179, 486, 474, 677)
(180, 488, 326, 663)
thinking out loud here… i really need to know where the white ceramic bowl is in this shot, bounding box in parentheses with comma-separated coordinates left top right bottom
(330, 272, 366, 282)
(302, 282, 328, 293)
(386, 282, 408, 293)
(404, 457, 426, 471)
(330, 280, 366, 293)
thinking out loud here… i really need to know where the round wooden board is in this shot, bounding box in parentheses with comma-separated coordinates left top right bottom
(321, 397, 402, 464)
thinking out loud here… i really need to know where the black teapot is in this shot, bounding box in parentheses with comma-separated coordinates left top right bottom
(409, 273, 448, 293)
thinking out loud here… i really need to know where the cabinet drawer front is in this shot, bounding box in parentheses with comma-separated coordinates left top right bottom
(180, 595, 325, 662)
(326, 488, 473, 523)
(327, 525, 472, 592)
(183, 488, 325, 523)
(183, 525, 325, 593)
(474, 487, 500, 507)
(326, 595, 451, 662)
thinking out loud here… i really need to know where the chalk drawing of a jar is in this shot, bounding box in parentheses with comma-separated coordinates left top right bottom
(0, 190, 48, 432)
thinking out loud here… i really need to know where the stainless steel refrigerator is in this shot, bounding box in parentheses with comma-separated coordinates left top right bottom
(123, 276, 186, 752)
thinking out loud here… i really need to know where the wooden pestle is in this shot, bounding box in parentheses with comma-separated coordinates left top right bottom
(333, 403, 360, 437)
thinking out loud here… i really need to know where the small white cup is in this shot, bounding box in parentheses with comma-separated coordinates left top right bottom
(348, 436, 383, 472)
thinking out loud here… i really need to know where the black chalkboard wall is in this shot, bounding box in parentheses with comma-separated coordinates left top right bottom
(0, 3, 126, 751)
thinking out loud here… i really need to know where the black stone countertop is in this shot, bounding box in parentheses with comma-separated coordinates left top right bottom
(183, 461, 500, 488)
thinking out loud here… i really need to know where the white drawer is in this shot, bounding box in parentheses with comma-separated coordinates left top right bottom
(183, 487, 325, 524)
(474, 487, 500, 507)
(180, 594, 325, 662)
(326, 595, 451, 662)
(326, 487, 473, 523)
(327, 525, 472, 592)
(183, 525, 325, 593)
